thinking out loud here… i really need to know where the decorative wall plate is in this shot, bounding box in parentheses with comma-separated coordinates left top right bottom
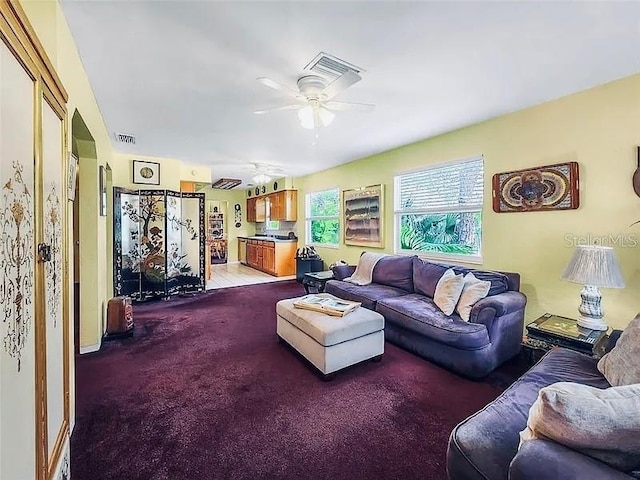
(492, 162, 579, 213)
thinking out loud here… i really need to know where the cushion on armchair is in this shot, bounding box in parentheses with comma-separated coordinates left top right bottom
(597, 314, 640, 386)
(520, 382, 640, 472)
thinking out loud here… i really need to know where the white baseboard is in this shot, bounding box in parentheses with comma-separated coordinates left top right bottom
(79, 341, 101, 354)
(227, 260, 240, 265)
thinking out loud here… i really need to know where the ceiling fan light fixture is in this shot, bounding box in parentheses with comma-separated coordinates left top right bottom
(318, 106, 335, 126)
(298, 105, 315, 130)
(298, 104, 335, 130)
(252, 173, 272, 185)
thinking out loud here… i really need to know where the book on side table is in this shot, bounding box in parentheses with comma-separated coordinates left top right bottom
(526, 313, 607, 355)
(293, 294, 361, 317)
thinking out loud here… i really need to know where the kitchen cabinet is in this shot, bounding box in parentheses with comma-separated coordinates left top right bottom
(263, 243, 276, 275)
(244, 238, 297, 276)
(246, 197, 257, 222)
(256, 197, 266, 222)
(246, 190, 297, 223)
(269, 190, 297, 221)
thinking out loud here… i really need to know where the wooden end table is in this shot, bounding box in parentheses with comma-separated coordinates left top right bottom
(302, 271, 334, 294)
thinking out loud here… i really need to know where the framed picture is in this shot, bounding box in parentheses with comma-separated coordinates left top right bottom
(492, 161, 579, 213)
(99, 165, 107, 216)
(132, 160, 160, 185)
(67, 153, 78, 201)
(343, 184, 384, 247)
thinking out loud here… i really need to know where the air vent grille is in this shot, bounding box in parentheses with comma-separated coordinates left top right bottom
(114, 132, 136, 144)
(212, 178, 242, 190)
(304, 52, 363, 81)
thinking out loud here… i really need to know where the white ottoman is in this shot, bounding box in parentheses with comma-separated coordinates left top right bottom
(276, 296, 385, 378)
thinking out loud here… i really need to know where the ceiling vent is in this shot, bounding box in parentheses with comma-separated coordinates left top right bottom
(212, 178, 242, 190)
(303, 52, 363, 81)
(114, 132, 136, 144)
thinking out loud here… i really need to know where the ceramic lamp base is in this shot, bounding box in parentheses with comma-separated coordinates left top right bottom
(577, 315, 608, 331)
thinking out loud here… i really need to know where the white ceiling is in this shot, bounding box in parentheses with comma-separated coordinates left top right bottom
(60, 1, 640, 186)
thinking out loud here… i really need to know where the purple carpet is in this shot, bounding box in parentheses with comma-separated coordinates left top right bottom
(71, 281, 524, 480)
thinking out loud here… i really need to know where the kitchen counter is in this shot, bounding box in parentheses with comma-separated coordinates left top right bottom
(238, 235, 298, 243)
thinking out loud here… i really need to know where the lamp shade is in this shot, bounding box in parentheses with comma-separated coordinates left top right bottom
(561, 245, 625, 288)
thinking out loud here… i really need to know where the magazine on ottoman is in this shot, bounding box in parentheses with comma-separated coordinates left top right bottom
(293, 294, 361, 317)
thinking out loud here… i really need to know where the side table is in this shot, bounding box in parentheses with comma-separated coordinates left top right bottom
(521, 331, 609, 366)
(302, 271, 334, 294)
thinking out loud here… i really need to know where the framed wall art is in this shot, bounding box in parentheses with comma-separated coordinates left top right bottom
(132, 159, 160, 185)
(99, 165, 107, 216)
(343, 184, 384, 247)
(67, 153, 78, 201)
(492, 162, 579, 213)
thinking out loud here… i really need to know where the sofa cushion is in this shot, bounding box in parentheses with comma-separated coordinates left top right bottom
(413, 259, 449, 298)
(433, 269, 465, 316)
(598, 314, 640, 386)
(452, 266, 510, 296)
(371, 255, 415, 292)
(448, 348, 611, 480)
(520, 382, 640, 472)
(324, 280, 410, 311)
(456, 273, 491, 321)
(375, 294, 490, 350)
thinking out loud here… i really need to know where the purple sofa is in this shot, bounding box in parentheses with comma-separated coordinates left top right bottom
(325, 255, 527, 379)
(447, 343, 636, 480)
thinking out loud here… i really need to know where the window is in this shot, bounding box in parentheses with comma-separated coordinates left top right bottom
(394, 156, 484, 262)
(306, 187, 340, 246)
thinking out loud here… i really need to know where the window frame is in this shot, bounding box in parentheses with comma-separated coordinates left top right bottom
(305, 186, 341, 248)
(393, 155, 484, 264)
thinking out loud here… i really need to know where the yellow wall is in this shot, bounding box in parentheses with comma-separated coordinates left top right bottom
(296, 74, 640, 330)
(111, 153, 211, 191)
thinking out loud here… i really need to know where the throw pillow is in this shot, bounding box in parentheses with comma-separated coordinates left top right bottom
(433, 268, 465, 316)
(519, 382, 640, 472)
(597, 314, 640, 386)
(455, 273, 491, 321)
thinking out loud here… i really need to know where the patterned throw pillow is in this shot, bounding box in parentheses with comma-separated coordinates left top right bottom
(519, 382, 640, 472)
(433, 268, 465, 316)
(597, 314, 640, 386)
(455, 273, 491, 321)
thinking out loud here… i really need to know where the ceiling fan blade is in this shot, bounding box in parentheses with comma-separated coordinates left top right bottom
(322, 70, 362, 100)
(257, 77, 305, 100)
(324, 101, 375, 112)
(254, 104, 304, 115)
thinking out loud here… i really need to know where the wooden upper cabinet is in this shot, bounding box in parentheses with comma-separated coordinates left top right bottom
(246, 190, 297, 223)
(255, 197, 266, 222)
(269, 190, 297, 221)
(180, 181, 196, 192)
(246, 197, 257, 222)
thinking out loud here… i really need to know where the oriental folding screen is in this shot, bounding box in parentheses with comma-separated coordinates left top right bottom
(113, 188, 205, 301)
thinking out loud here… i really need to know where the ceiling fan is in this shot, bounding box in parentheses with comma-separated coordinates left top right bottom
(254, 70, 375, 134)
(247, 162, 284, 185)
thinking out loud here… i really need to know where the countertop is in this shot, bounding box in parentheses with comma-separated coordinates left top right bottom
(238, 236, 298, 243)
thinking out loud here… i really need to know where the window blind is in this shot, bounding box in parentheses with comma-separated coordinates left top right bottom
(397, 157, 483, 212)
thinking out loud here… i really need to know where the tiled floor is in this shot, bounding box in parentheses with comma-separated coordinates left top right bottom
(206, 262, 296, 290)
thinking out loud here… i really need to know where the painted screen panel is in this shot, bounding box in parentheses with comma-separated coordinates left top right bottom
(165, 191, 182, 296)
(138, 190, 166, 300)
(0, 40, 36, 480)
(180, 193, 205, 293)
(42, 98, 65, 457)
(114, 188, 141, 299)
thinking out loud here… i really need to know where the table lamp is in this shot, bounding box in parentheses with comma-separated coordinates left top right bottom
(561, 245, 625, 331)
